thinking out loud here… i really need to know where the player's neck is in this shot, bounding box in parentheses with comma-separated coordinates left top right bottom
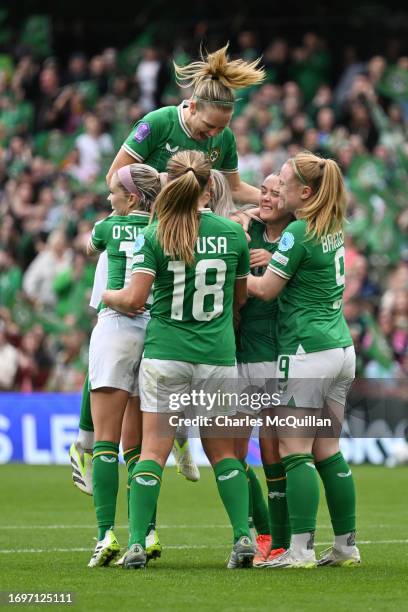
(183, 106, 194, 136)
(266, 221, 287, 242)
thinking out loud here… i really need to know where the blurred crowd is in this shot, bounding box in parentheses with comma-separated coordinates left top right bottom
(0, 20, 407, 390)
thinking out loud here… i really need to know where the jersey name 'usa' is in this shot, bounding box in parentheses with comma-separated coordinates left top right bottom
(195, 236, 227, 254)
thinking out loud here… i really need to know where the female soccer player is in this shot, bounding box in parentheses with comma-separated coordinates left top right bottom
(106, 43, 265, 205)
(247, 151, 360, 568)
(87, 163, 161, 567)
(235, 174, 294, 565)
(103, 150, 254, 570)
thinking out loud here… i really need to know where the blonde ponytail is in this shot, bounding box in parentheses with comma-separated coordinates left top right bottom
(174, 43, 265, 109)
(292, 152, 347, 239)
(155, 150, 212, 265)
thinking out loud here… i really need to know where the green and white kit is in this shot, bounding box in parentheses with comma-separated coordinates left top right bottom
(269, 219, 355, 408)
(123, 103, 238, 173)
(132, 209, 250, 414)
(88, 211, 151, 394)
(236, 219, 280, 413)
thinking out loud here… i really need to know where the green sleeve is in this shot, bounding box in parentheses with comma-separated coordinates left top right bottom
(131, 230, 158, 276)
(236, 225, 250, 278)
(219, 128, 238, 173)
(122, 109, 164, 162)
(89, 220, 108, 252)
(268, 221, 307, 279)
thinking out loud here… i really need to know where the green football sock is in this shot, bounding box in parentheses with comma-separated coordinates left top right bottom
(281, 453, 320, 535)
(263, 463, 291, 549)
(79, 373, 94, 432)
(129, 460, 163, 547)
(246, 464, 270, 535)
(316, 452, 356, 535)
(240, 460, 254, 530)
(92, 441, 119, 541)
(214, 458, 250, 543)
(241, 461, 269, 535)
(124, 446, 141, 546)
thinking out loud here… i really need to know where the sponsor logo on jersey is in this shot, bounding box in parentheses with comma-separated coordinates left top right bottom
(165, 143, 179, 153)
(272, 251, 289, 266)
(268, 491, 286, 499)
(337, 470, 352, 477)
(133, 234, 145, 253)
(209, 148, 220, 163)
(278, 232, 295, 252)
(133, 122, 151, 142)
(133, 254, 144, 263)
(135, 476, 158, 486)
(218, 469, 239, 481)
(100, 456, 117, 463)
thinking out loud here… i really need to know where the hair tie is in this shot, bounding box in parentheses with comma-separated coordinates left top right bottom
(291, 159, 308, 186)
(117, 165, 142, 197)
(211, 74, 219, 80)
(185, 167, 195, 174)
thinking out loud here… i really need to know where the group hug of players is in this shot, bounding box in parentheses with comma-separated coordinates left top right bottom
(69, 45, 360, 570)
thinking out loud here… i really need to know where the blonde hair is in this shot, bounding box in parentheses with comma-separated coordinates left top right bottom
(155, 150, 212, 265)
(209, 169, 236, 216)
(116, 163, 161, 212)
(174, 43, 265, 109)
(291, 151, 347, 239)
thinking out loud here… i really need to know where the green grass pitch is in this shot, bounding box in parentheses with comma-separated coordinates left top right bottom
(1, 464, 407, 611)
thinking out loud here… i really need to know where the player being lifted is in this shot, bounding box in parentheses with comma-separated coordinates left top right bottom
(86, 164, 161, 567)
(103, 150, 255, 570)
(248, 151, 360, 568)
(234, 174, 294, 565)
(107, 43, 265, 204)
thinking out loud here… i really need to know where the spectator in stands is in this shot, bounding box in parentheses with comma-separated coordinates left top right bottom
(23, 229, 72, 309)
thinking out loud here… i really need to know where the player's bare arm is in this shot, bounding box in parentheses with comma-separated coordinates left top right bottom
(103, 272, 153, 313)
(247, 268, 288, 301)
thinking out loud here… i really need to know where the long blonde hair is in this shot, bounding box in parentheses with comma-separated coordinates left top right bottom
(155, 150, 212, 265)
(291, 151, 347, 239)
(174, 43, 265, 109)
(209, 169, 236, 216)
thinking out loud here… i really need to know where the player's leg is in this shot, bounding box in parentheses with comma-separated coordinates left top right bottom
(120, 396, 162, 561)
(260, 428, 291, 561)
(235, 434, 271, 564)
(235, 364, 270, 546)
(69, 373, 94, 495)
(124, 357, 184, 569)
(202, 433, 255, 569)
(313, 347, 360, 566)
(125, 411, 174, 569)
(88, 387, 128, 567)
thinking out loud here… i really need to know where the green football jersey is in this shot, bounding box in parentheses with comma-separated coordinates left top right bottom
(89, 211, 150, 310)
(268, 219, 353, 354)
(131, 209, 250, 365)
(236, 219, 280, 364)
(123, 103, 238, 173)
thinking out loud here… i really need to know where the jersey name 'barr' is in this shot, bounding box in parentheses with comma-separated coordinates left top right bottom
(321, 231, 344, 253)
